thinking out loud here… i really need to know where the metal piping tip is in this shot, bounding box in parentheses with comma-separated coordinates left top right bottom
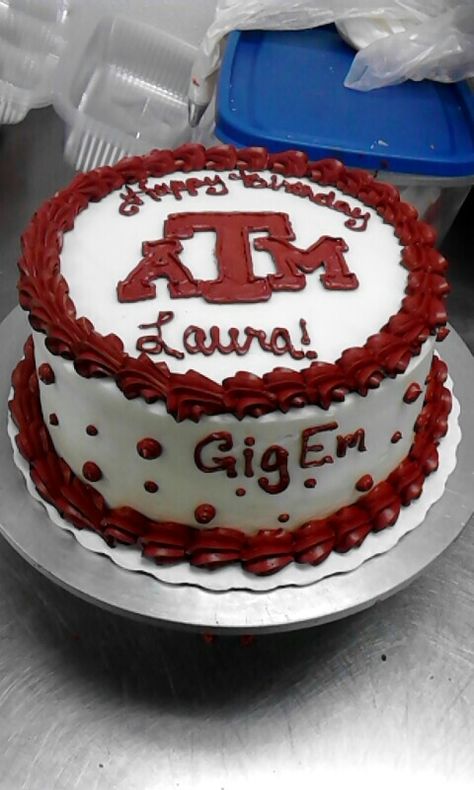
(188, 100, 208, 128)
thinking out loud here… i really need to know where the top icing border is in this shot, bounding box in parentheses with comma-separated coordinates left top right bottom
(18, 145, 449, 422)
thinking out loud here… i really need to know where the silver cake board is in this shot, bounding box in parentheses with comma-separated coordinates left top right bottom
(0, 307, 473, 634)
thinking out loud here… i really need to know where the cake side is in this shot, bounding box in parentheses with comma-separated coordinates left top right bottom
(32, 329, 435, 532)
(9, 338, 451, 575)
(58, 167, 405, 376)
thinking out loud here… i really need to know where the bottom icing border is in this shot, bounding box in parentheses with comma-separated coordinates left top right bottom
(8, 336, 459, 591)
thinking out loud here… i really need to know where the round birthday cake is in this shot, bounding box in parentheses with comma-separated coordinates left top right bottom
(10, 145, 451, 575)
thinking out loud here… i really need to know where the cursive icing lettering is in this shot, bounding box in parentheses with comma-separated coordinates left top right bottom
(194, 432, 237, 478)
(300, 422, 338, 468)
(119, 175, 228, 215)
(136, 311, 184, 359)
(229, 171, 370, 231)
(182, 321, 317, 360)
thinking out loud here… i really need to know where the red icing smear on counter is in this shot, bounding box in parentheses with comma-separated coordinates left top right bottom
(9, 338, 451, 576)
(18, 144, 448, 422)
(136, 437, 162, 459)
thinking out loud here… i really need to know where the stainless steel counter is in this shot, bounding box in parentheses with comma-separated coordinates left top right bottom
(1, 108, 474, 790)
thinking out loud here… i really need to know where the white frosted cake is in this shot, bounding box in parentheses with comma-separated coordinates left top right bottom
(10, 145, 451, 575)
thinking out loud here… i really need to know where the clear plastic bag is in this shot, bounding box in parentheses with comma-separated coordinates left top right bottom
(50, 0, 217, 168)
(344, 2, 474, 90)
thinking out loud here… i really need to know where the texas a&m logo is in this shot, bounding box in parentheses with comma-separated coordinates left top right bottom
(117, 211, 359, 304)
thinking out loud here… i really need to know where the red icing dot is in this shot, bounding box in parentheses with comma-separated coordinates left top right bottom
(244, 437, 255, 446)
(305, 351, 318, 360)
(38, 363, 55, 384)
(391, 431, 402, 444)
(278, 513, 290, 523)
(194, 504, 216, 524)
(82, 461, 102, 482)
(86, 424, 98, 436)
(404, 383, 422, 404)
(144, 481, 159, 493)
(137, 437, 162, 459)
(48, 413, 59, 426)
(304, 478, 317, 488)
(356, 474, 374, 492)
(236, 488, 246, 497)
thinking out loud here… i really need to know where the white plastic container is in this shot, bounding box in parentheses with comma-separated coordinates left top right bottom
(53, 3, 217, 171)
(51, 0, 216, 170)
(0, 0, 71, 124)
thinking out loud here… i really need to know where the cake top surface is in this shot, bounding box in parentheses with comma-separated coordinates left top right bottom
(18, 145, 448, 420)
(60, 166, 403, 378)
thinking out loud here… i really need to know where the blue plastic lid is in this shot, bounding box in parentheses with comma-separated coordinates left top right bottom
(216, 26, 474, 178)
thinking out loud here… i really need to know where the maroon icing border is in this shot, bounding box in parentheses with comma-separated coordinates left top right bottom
(18, 145, 449, 422)
(9, 337, 451, 576)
